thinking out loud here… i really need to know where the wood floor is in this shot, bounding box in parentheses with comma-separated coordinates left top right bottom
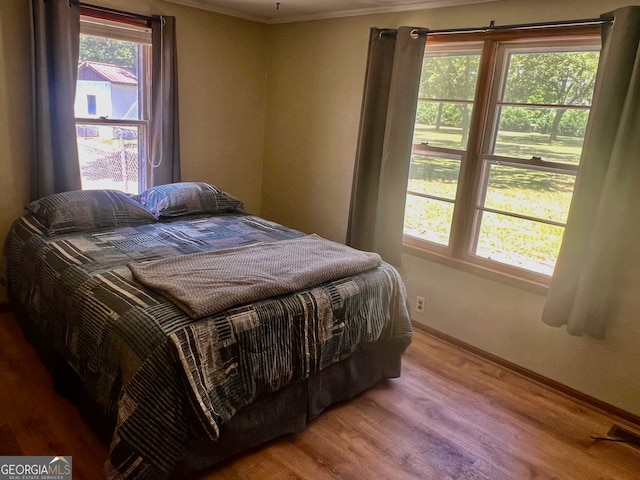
(1, 310, 639, 479)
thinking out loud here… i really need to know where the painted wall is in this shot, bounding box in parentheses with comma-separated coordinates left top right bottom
(75, 81, 112, 117)
(0, 0, 31, 300)
(262, 0, 640, 415)
(111, 84, 138, 120)
(0, 0, 269, 300)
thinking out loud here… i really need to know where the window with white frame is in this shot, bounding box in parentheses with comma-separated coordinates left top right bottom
(403, 26, 601, 284)
(74, 15, 152, 194)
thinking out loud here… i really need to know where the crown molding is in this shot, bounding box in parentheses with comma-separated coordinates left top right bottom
(164, 0, 498, 24)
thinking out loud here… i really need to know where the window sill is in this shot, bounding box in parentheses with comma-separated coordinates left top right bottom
(401, 243, 549, 296)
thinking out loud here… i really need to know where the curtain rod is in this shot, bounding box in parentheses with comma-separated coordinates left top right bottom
(68, 1, 159, 24)
(381, 16, 613, 37)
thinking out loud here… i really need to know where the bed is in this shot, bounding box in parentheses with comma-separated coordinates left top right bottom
(3, 183, 412, 479)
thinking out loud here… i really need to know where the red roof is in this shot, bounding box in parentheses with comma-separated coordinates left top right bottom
(78, 61, 137, 85)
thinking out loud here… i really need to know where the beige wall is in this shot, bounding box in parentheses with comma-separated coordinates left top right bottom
(0, 1, 31, 299)
(262, 0, 640, 416)
(0, 0, 268, 300)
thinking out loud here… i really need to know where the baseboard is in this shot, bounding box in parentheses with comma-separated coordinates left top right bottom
(412, 321, 640, 428)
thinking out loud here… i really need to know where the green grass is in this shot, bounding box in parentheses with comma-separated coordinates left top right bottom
(413, 124, 467, 150)
(413, 124, 584, 164)
(405, 126, 582, 276)
(494, 131, 583, 165)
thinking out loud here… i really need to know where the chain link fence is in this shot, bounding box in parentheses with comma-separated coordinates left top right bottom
(77, 125, 140, 194)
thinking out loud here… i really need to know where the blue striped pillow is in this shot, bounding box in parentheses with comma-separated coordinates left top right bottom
(138, 182, 244, 218)
(26, 190, 156, 236)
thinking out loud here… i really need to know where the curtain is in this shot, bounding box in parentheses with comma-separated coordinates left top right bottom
(30, 0, 82, 201)
(150, 16, 181, 186)
(346, 27, 426, 265)
(542, 6, 640, 338)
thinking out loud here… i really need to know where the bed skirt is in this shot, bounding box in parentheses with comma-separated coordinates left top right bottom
(11, 302, 403, 478)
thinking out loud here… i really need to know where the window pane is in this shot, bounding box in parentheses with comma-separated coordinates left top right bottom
(87, 95, 97, 115)
(76, 35, 141, 120)
(502, 50, 599, 105)
(76, 124, 141, 194)
(492, 47, 598, 166)
(414, 49, 480, 151)
(482, 163, 575, 223)
(473, 211, 564, 276)
(414, 101, 474, 150)
(419, 52, 480, 101)
(404, 195, 454, 246)
(408, 154, 460, 200)
(493, 106, 588, 164)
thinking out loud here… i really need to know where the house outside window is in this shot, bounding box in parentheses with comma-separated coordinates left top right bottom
(403, 26, 600, 286)
(74, 16, 152, 194)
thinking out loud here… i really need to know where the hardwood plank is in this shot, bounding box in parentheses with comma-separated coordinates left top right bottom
(0, 312, 108, 478)
(0, 424, 22, 455)
(1, 311, 639, 479)
(419, 323, 640, 426)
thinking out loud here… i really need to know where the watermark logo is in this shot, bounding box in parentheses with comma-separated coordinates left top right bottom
(0, 456, 72, 480)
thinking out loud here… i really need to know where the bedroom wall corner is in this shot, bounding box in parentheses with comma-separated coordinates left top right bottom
(90, 0, 270, 215)
(0, 0, 33, 302)
(261, 18, 367, 242)
(165, 6, 269, 216)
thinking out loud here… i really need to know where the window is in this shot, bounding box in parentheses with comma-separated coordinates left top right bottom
(405, 43, 482, 247)
(87, 95, 97, 115)
(74, 15, 152, 194)
(404, 26, 600, 285)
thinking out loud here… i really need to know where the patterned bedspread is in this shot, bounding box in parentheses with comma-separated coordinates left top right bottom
(4, 213, 412, 479)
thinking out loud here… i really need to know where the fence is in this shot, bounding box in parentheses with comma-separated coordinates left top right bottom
(77, 126, 140, 194)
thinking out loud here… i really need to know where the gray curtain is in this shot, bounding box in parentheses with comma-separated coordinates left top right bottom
(346, 27, 426, 265)
(31, 0, 82, 201)
(542, 6, 640, 338)
(150, 16, 181, 186)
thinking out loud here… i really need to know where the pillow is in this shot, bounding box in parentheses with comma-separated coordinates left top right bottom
(138, 182, 244, 218)
(26, 189, 157, 236)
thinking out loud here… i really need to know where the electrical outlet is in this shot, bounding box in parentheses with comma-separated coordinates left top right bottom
(415, 296, 425, 314)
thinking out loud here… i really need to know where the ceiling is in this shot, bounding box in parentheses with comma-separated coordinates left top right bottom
(164, 0, 498, 24)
